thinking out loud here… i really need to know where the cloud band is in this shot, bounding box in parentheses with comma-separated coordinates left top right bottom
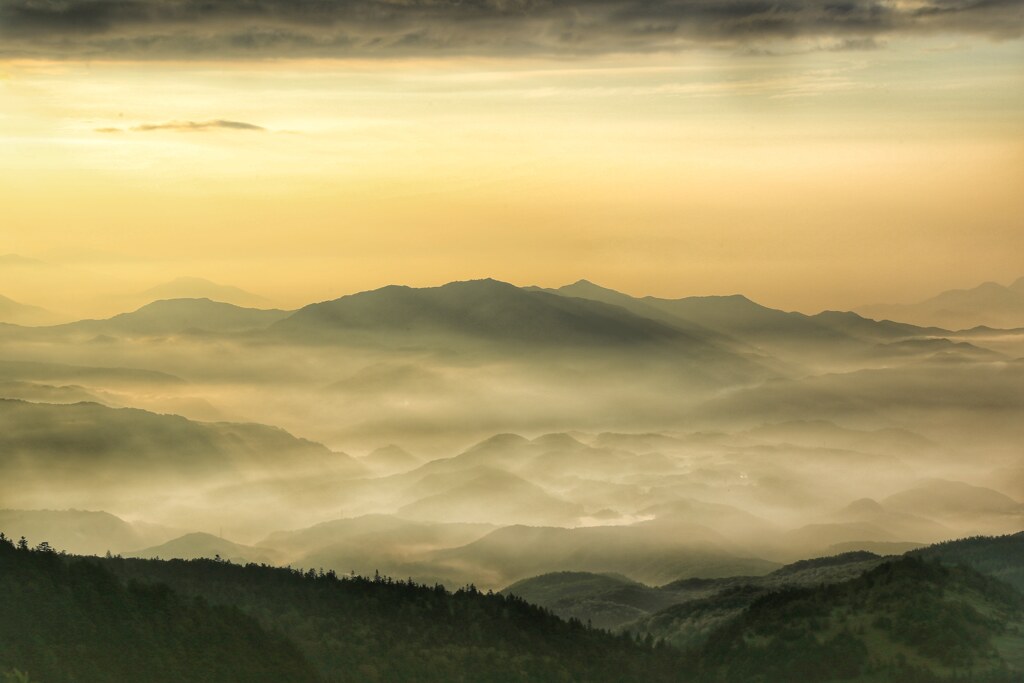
(1, 0, 1020, 59)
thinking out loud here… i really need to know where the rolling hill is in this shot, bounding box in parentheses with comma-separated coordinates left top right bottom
(690, 556, 1024, 682)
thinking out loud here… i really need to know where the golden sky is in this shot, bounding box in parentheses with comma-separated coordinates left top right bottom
(1, 0, 1022, 317)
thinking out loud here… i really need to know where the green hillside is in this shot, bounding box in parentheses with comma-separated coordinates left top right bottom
(910, 533, 1024, 593)
(690, 556, 1024, 682)
(0, 535, 684, 683)
(0, 534, 315, 683)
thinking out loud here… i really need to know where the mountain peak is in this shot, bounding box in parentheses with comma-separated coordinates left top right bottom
(276, 278, 690, 347)
(142, 277, 268, 307)
(557, 279, 628, 298)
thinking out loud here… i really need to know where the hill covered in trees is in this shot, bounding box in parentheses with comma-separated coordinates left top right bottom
(0, 535, 682, 683)
(0, 534, 315, 683)
(910, 532, 1024, 593)
(5, 532, 1024, 683)
(685, 556, 1024, 682)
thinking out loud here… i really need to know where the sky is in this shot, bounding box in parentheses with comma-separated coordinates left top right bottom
(1, 0, 1022, 317)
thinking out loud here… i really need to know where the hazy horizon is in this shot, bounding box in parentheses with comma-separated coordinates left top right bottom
(2, 0, 1022, 317)
(2, 262, 1024, 324)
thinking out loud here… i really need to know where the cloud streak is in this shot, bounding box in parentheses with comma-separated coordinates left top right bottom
(96, 119, 265, 133)
(0, 0, 1020, 60)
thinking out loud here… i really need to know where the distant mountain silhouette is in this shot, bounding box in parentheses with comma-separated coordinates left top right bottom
(860, 276, 1024, 329)
(360, 444, 421, 474)
(397, 467, 585, 526)
(430, 523, 778, 587)
(0, 399, 362, 507)
(284, 516, 499, 584)
(545, 280, 945, 368)
(141, 276, 269, 307)
(273, 279, 716, 349)
(883, 479, 1023, 519)
(0, 509, 174, 556)
(60, 298, 290, 336)
(0, 379, 105, 405)
(0, 359, 183, 387)
(0, 294, 54, 326)
(129, 531, 283, 565)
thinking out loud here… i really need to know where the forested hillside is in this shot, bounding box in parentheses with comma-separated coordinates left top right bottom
(0, 535, 315, 683)
(687, 556, 1024, 682)
(0, 536, 682, 683)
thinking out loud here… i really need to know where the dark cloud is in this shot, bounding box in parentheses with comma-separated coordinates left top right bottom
(0, 0, 1020, 59)
(96, 120, 265, 132)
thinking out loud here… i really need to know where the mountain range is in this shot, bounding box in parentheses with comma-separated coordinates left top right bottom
(860, 276, 1024, 329)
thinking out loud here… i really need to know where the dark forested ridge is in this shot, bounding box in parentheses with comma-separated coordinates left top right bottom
(0, 534, 315, 683)
(0, 534, 683, 683)
(5, 532, 1024, 683)
(685, 556, 1024, 683)
(910, 532, 1024, 593)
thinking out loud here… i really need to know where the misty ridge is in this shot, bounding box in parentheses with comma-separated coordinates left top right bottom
(0, 274, 1020, 591)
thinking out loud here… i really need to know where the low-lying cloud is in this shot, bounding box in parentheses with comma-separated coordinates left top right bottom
(0, 0, 1020, 60)
(96, 120, 265, 133)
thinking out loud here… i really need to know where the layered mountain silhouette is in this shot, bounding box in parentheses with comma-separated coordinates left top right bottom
(542, 279, 951, 368)
(128, 532, 283, 565)
(0, 509, 174, 556)
(0, 399, 363, 515)
(0, 294, 54, 326)
(860, 276, 1024, 329)
(57, 298, 290, 336)
(274, 278, 719, 350)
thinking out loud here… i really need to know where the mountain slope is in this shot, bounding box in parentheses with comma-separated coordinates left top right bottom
(503, 571, 684, 630)
(106, 552, 685, 683)
(510, 552, 885, 637)
(690, 556, 1024, 682)
(910, 533, 1024, 593)
(0, 538, 316, 683)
